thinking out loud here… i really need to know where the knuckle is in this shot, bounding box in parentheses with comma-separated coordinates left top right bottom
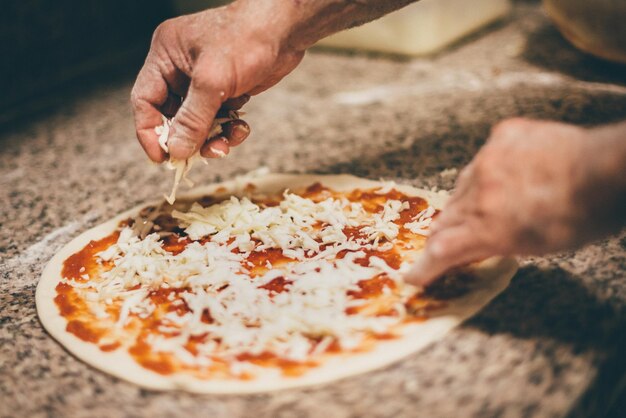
(491, 117, 529, 137)
(190, 70, 215, 93)
(476, 140, 505, 170)
(456, 164, 474, 186)
(427, 237, 448, 260)
(474, 186, 498, 217)
(153, 18, 177, 40)
(471, 158, 490, 181)
(130, 86, 142, 107)
(191, 59, 228, 96)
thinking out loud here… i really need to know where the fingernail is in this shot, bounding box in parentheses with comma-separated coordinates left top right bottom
(207, 138, 229, 158)
(232, 124, 250, 141)
(210, 147, 227, 158)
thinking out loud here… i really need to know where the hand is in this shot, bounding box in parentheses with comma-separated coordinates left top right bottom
(406, 118, 626, 286)
(130, 4, 304, 162)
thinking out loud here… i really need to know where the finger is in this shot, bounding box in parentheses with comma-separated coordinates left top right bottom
(405, 225, 492, 287)
(429, 204, 465, 235)
(428, 164, 478, 235)
(446, 161, 475, 207)
(430, 188, 476, 236)
(222, 95, 250, 111)
(220, 120, 250, 147)
(131, 64, 168, 162)
(168, 72, 222, 160)
(200, 137, 230, 158)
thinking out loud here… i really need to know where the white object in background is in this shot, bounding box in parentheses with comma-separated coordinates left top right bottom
(317, 0, 511, 56)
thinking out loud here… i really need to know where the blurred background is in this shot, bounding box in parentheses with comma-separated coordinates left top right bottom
(2, 0, 624, 129)
(0, 0, 172, 125)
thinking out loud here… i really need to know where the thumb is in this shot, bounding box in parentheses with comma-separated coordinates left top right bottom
(405, 225, 489, 287)
(168, 75, 222, 160)
(405, 242, 453, 288)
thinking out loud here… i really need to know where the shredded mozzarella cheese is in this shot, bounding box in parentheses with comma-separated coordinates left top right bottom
(156, 113, 237, 204)
(80, 186, 429, 367)
(405, 206, 435, 236)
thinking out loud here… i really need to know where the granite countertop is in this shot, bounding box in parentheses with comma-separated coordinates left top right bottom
(1, 3, 625, 417)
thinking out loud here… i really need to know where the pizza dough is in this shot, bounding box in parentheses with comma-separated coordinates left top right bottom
(36, 173, 517, 393)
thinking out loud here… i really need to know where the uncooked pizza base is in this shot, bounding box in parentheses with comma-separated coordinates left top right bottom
(36, 174, 517, 393)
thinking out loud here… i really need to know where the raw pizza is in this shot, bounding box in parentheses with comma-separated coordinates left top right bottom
(36, 173, 517, 393)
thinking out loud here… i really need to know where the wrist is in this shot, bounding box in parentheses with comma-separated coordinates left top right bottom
(229, 0, 417, 53)
(576, 123, 626, 236)
(227, 0, 306, 55)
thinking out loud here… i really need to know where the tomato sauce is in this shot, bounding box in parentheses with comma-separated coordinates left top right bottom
(66, 320, 103, 343)
(343, 226, 368, 241)
(300, 182, 333, 201)
(260, 276, 292, 293)
(397, 197, 429, 226)
(61, 232, 119, 280)
(129, 337, 176, 375)
(349, 275, 396, 299)
(245, 248, 293, 277)
(161, 235, 192, 255)
(236, 352, 318, 377)
(99, 342, 121, 352)
(246, 248, 291, 267)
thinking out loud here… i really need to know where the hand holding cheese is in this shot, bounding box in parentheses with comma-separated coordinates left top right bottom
(130, 6, 298, 162)
(407, 118, 626, 286)
(131, 0, 416, 162)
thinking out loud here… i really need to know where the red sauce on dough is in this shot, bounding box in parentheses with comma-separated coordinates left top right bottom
(61, 232, 119, 280)
(300, 182, 332, 201)
(55, 282, 108, 343)
(337, 248, 402, 270)
(100, 342, 121, 352)
(397, 197, 429, 226)
(54, 282, 80, 316)
(259, 276, 292, 293)
(246, 248, 292, 272)
(148, 288, 192, 318)
(161, 235, 192, 255)
(66, 320, 103, 343)
(129, 338, 176, 375)
(349, 275, 396, 299)
(236, 352, 318, 377)
(342, 226, 368, 241)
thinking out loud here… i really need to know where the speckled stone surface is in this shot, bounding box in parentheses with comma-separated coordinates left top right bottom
(1, 4, 625, 418)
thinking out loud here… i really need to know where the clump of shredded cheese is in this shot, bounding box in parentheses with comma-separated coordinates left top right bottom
(155, 117, 201, 205)
(82, 187, 436, 369)
(171, 193, 372, 258)
(405, 206, 435, 236)
(156, 113, 238, 205)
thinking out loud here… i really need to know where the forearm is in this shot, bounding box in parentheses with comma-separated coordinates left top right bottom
(231, 0, 418, 51)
